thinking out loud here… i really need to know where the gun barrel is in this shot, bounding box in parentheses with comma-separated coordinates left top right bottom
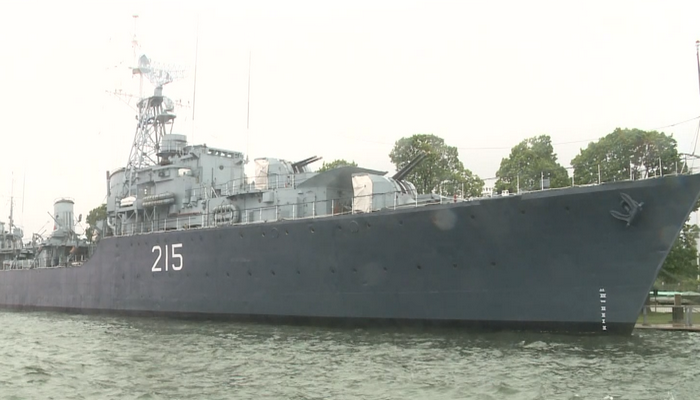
(392, 152, 427, 181)
(292, 155, 323, 172)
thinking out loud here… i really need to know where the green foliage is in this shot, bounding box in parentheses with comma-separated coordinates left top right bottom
(389, 133, 484, 198)
(571, 128, 681, 184)
(658, 219, 700, 284)
(439, 168, 485, 198)
(317, 159, 358, 172)
(495, 135, 570, 193)
(85, 203, 107, 243)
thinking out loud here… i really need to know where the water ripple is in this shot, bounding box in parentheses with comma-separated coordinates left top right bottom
(0, 311, 699, 399)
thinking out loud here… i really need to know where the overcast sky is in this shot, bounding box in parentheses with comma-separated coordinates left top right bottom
(1, 0, 700, 236)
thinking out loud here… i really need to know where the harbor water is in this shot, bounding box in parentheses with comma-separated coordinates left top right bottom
(0, 310, 697, 400)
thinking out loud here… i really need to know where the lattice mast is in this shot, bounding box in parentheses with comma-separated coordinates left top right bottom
(122, 15, 185, 197)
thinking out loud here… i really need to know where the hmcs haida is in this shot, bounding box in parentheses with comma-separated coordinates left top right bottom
(1, 53, 699, 336)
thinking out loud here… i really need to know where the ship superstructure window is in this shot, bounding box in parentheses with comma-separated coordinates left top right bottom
(206, 149, 240, 158)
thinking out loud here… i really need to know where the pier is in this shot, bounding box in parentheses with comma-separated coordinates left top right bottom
(635, 293, 700, 332)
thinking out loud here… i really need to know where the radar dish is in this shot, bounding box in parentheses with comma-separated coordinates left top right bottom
(132, 54, 184, 90)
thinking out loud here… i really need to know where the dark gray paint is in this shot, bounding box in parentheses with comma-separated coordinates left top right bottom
(2, 174, 700, 335)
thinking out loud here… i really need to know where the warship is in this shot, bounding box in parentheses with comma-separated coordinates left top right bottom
(1, 54, 700, 335)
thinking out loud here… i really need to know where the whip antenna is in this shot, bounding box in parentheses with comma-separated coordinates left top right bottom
(696, 40, 700, 99)
(192, 15, 199, 123)
(691, 40, 700, 160)
(246, 51, 251, 163)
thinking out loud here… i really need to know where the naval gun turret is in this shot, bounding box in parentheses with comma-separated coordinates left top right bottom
(252, 156, 322, 191)
(348, 152, 429, 213)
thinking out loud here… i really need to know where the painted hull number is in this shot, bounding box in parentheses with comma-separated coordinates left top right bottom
(152, 244, 184, 272)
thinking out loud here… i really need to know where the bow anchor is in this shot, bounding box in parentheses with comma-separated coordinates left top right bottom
(610, 193, 643, 227)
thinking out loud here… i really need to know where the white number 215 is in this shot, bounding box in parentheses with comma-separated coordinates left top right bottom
(151, 243, 184, 272)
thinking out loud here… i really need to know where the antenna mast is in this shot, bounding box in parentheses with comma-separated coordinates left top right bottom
(21, 173, 25, 221)
(9, 174, 14, 253)
(132, 15, 143, 99)
(696, 40, 700, 99)
(247, 51, 251, 131)
(692, 41, 700, 163)
(192, 16, 199, 122)
(122, 16, 186, 198)
(687, 40, 700, 176)
(246, 51, 251, 163)
(123, 56, 185, 196)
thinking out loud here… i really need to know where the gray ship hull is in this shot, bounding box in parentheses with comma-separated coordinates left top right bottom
(2, 174, 700, 335)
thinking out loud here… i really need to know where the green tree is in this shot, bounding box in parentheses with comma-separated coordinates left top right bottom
(571, 128, 681, 184)
(85, 203, 107, 243)
(389, 133, 484, 197)
(495, 135, 570, 193)
(658, 220, 700, 285)
(439, 168, 485, 198)
(317, 159, 358, 172)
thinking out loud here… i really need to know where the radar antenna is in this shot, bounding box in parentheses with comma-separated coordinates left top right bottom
(133, 55, 186, 92)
